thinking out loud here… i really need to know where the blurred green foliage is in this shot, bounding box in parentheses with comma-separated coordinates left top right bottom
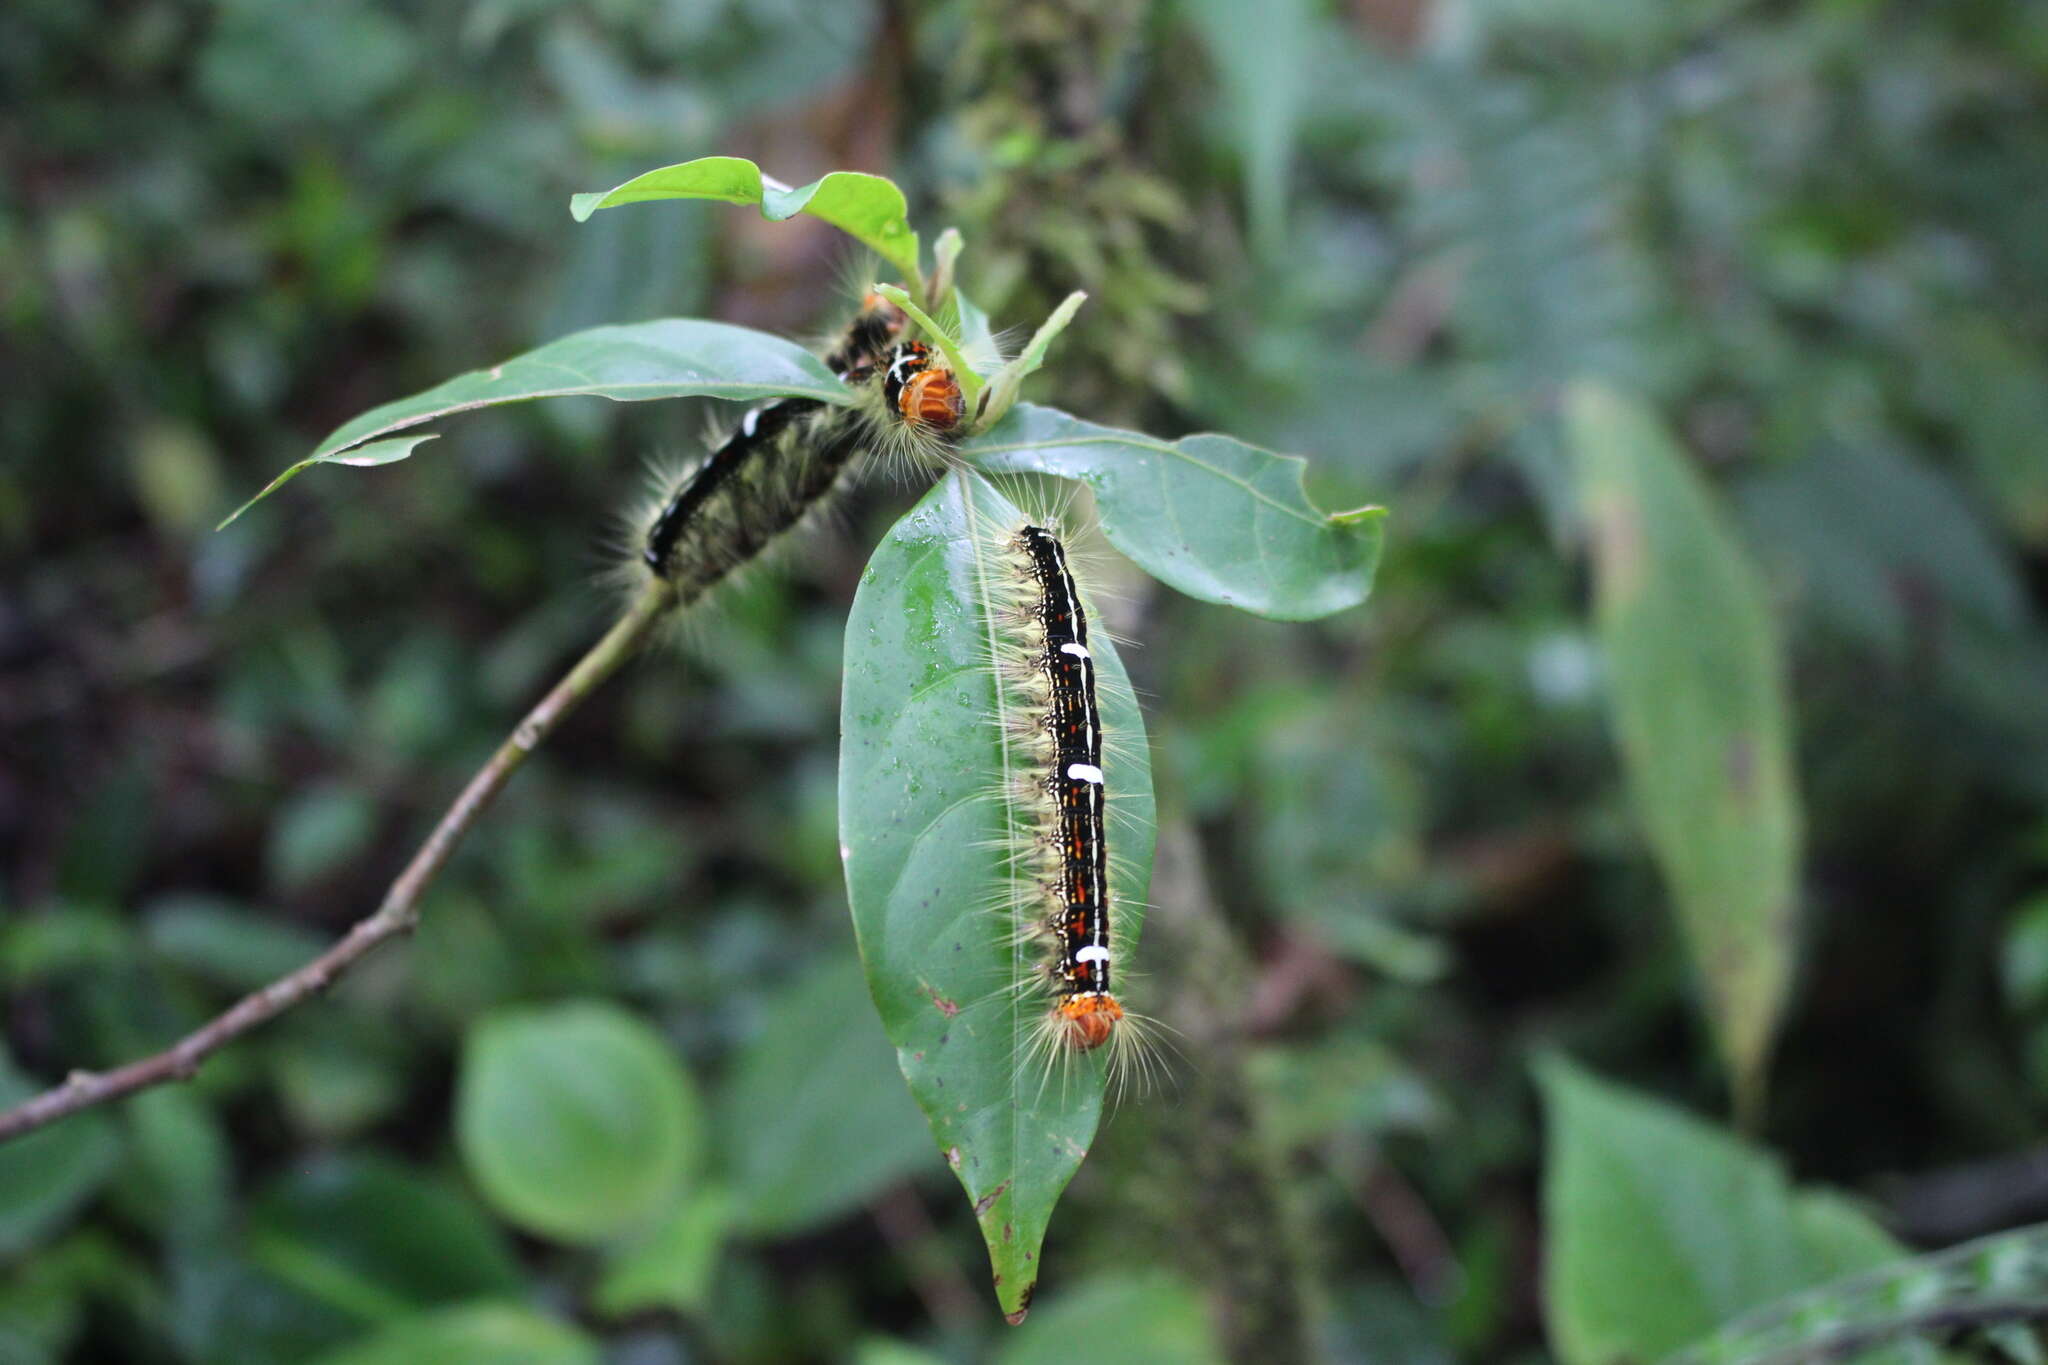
(5, 0, 2048, 1362)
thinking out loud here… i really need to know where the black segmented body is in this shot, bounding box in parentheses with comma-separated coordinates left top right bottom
(640, 398, 807, 575)
(639, 302, 911, 595)
(825, 309, 900, 381)
(1020, 525, 1111, 999)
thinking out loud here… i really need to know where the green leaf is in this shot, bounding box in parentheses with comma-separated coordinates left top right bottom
(0, 1229, 157, 1363)
(571, 155, 922, 287)
(269, 1033, 405, 1138)
(121, 1088, 230, 1237)
(221, 320, 849, 526)
(1737, 442, 2029, 660)
(1539, 1055, 1903, 1365)
(146, 894, 329, 991)
(975, 292, 1086, 432)
(1792, 1191, 1909, 1280)
(1568, 383, 1802, 1111)
(993, 1272, 1224, 1365)
(1246, 1036, 1445, 1150)
(1922, 317, 2048, 546)
(54, 759, 154, 906)
(2003, 894, 2048, 1014)
(1666, 1223, 2048, 1365)
(198, 0, 415, 127)
(839, 470, 1157, 1321)
(1183, 0, 1310, 261)
(0, 1053, 120, 1256)
(269, 785, 379, 891)
(856, 1341, 953, 1365)
(958, 403, 1385, 621)
(163, 1248, 359, 1362)
(955, 289, 998, 360)
(310, 1304, 599, 1365)
(593, 1187, 730, 1321)
(455, 1001, 703, 1245)
(249, 1155, 524, 1323)
(719, 955, 934, 1237)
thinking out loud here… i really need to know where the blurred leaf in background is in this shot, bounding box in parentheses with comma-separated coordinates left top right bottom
(1570, 383, 1803, 1112)
(1540, 1055, 1900, 1365)
(456, 1000, 703, 1245)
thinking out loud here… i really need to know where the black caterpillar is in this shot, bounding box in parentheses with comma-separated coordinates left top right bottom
(639, 294, 964, 606)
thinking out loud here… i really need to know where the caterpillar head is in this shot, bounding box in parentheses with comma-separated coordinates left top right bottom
(883, 341, 966, 434)
(1054, 992, 1124, 1051)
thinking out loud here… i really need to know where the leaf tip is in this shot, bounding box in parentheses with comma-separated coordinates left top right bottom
(215, 459, 313, 531)
(568, 192, 606, 222)
(1001, 1278, 1036, 1326)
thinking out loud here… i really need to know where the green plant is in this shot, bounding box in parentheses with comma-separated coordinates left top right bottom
(0, 157, 1383, 1323)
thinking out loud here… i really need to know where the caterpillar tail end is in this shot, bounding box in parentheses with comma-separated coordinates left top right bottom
(1055, 993, 1123, 1052)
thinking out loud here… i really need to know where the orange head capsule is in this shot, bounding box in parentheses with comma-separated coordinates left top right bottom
(900, 366, 965, 431)
(882, 342, 966, 433)
(1055, 993, 1123, 1051)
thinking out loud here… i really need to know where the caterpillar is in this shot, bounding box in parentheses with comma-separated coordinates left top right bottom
(982, 512, 1159, 1091)
(636, 293, 964, 607)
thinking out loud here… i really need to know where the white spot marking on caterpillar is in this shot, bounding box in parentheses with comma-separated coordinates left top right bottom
(1059, 642, 1090, 659)
(1066, 763, 1104, 784)
(1075, 945, 1111, 966)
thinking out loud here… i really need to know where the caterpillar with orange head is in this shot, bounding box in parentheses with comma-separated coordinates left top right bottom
(633, 292, 965, 607)
(838, 468, 1166, 1321)
(983, 511, 1162, 1094)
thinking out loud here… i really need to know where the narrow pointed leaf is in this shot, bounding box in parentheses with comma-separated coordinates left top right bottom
(958, 402, 1384, 620)
(1184, 0, 1310, 262)
(572, 155, 921, 286)
(840, 470, 1155, 1320)
(223, 319, 847, 525)
(1568, 383, 1802, 1111)
(976, 292, 1085, 431)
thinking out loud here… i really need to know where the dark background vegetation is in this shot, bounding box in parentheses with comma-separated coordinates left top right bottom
(5, 1, 2048, 1362)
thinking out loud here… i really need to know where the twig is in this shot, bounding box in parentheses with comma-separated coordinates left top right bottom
(0, 577, 679, 1146)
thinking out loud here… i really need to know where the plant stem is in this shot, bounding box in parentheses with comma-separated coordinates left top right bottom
(0, 576, 679, 1146)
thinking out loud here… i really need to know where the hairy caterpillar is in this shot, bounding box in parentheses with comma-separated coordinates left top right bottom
(978, 509, 1160, 1092)
(636, 293, 964, 606)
